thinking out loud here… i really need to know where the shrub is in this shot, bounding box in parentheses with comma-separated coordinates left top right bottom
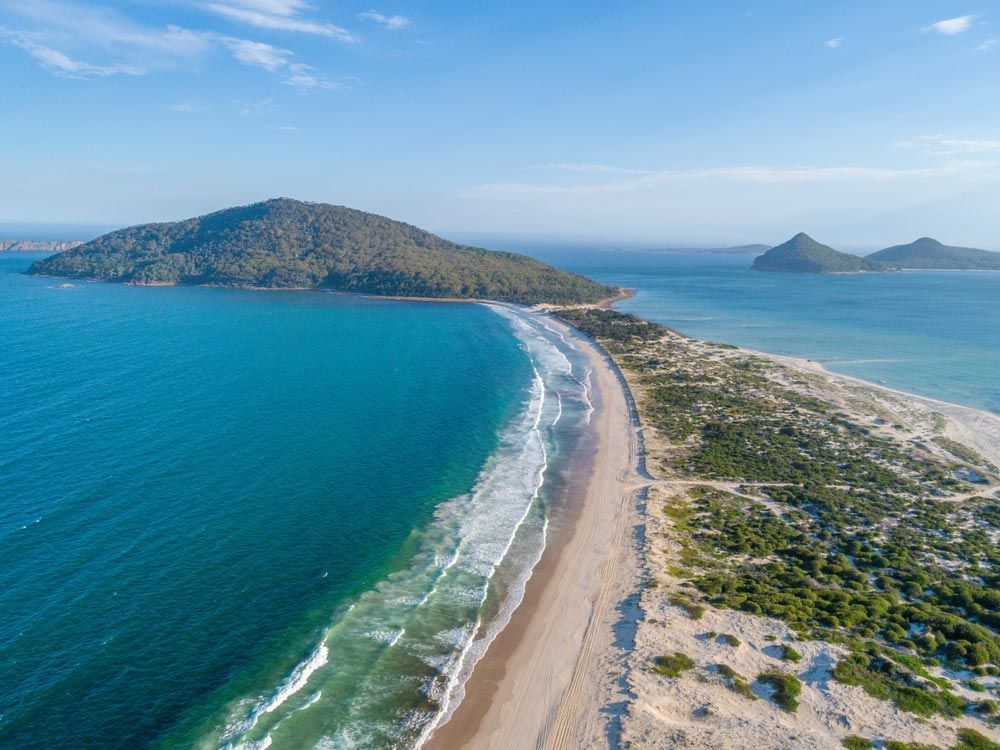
(780, 644, 803, 663)
(669, 595, 705, 620)
(652, 652, 695, 678)
(758, 672, 802, 712)
(954, 728, 1000, 750)
(717, 664, 756, 700)
(722, 633, 741, 647)
(841, 737, 872, 750)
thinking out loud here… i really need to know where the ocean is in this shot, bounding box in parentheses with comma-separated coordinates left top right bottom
(0, 254, 595, 749)
(4, 240, 998, 749)
(486, 243, 1000, 415)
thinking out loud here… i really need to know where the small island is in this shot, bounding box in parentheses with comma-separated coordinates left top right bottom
(752, 233, 888, 274)
(27, 199, 620, 305)
(753, 233, 1000, 274)
(868, 237, 1000, 271)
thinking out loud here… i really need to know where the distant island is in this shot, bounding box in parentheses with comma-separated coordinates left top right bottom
(2, 240, 82, 253)
(656, 244, 771, 255)
(753, 232, 1000, 274)
(27, 199, 620, 305)
(752, 233, 887, 274)
(867, 237, 1000, 270)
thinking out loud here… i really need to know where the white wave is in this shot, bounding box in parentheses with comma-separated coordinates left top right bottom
(212, 305, 595, 750)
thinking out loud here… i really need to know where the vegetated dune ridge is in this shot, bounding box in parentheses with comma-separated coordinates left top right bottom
(26, 199, 619, 305)
(454, 306, 1000, 750)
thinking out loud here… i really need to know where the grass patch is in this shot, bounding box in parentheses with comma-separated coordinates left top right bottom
(651, 652, 695, 678)
(955, 728, 1000, 750)
(832, 653, 964, 718)
(757, 672, 802, 712)
(717, 664, 756, 700)
(841, 737, 872, 750)
(780, 644, 802, 663)
(669, 595, 705, 620)
(722, 633, 741, 647)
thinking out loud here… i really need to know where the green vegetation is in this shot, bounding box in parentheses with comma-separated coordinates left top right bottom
(868, 238, 1000, 270)
(552, 307, 999, 725)
(954, 729, 1000, 750)
(717, 664, 756, 699)
(752, 232, 888, 274)
(722, 633, 741, 647)
(28, 199, 619, 304)
(780, 644, 802, 663)
(651, 652, 695, 678)
(841, 737, 873, 750)
(884, 742, 941, 750)
(757, 672, 802, 712)
(831, 652, 964, 717)
(669, 594, 705, 620)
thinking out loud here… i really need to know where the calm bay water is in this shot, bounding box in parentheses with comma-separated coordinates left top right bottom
(491, 243, 1000, 415)
(0, 254, 594, 748)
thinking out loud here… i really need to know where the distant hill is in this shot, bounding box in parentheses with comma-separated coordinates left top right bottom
(658, 244, 771, 255)
(28, 199, 620, 305)
(752, 233, 887, 274)
(1, 240, 82, 253)
(867, 237, 1000, 270)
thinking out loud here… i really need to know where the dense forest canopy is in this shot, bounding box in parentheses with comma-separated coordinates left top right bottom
(28, 199, 620, 305)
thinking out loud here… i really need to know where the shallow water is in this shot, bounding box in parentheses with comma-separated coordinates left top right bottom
(496, 245, 1000, 414)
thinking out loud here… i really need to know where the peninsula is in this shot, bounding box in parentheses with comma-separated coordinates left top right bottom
(27, 199, 620, 305)
(1, 240, 82, 253)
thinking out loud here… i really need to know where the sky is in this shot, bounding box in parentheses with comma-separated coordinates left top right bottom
(1, 0, 998, 249)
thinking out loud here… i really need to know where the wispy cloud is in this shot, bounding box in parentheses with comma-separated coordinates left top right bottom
(203, 3, 356, 41)
(221, 37, 290, 70)
(898, 135, 1000, 155)
(466, 161, 1000, 201)
(0, 0, 341, 89)
(169, 102, 197, 112)
(0, 26, 144, 77)
(357, 10, 411, 30)
(981, 39, 997, 51)
(825, 37, 843, 48)
(924, 15, 976, 35)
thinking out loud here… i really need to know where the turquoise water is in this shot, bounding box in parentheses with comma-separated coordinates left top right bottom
(0, 254, 595, 748)
(498, 245, 1000, 415)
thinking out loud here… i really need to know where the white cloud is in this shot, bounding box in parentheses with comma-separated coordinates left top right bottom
(357, 10, 411, 30)
(221, 37, 291, 70)
(899, 135, 1000, 155)
(981, 39, 997, 51)
(924, 15, 975, 35)
(0, 1, 340, 91)
(825, 37, 843, 48)
(282, 62, 336, 90)
(203, 3, 356, 41)
(169, 102, 197, 112)
(0, 26, 144, 77)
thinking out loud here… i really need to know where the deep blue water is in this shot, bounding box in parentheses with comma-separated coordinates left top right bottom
(0, 254, 595, 748)
(492, 243, 1000, 415)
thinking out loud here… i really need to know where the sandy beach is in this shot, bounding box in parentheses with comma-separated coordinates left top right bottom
(426, 313, 1000, 750)
(425, 313, 644, 749)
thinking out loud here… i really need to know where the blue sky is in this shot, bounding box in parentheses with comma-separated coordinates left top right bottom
(1, 0, 998, 248)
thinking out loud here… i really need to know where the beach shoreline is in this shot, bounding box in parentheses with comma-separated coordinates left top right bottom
(424, 311, 644, 749)
(425, 309, 1000, 750)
